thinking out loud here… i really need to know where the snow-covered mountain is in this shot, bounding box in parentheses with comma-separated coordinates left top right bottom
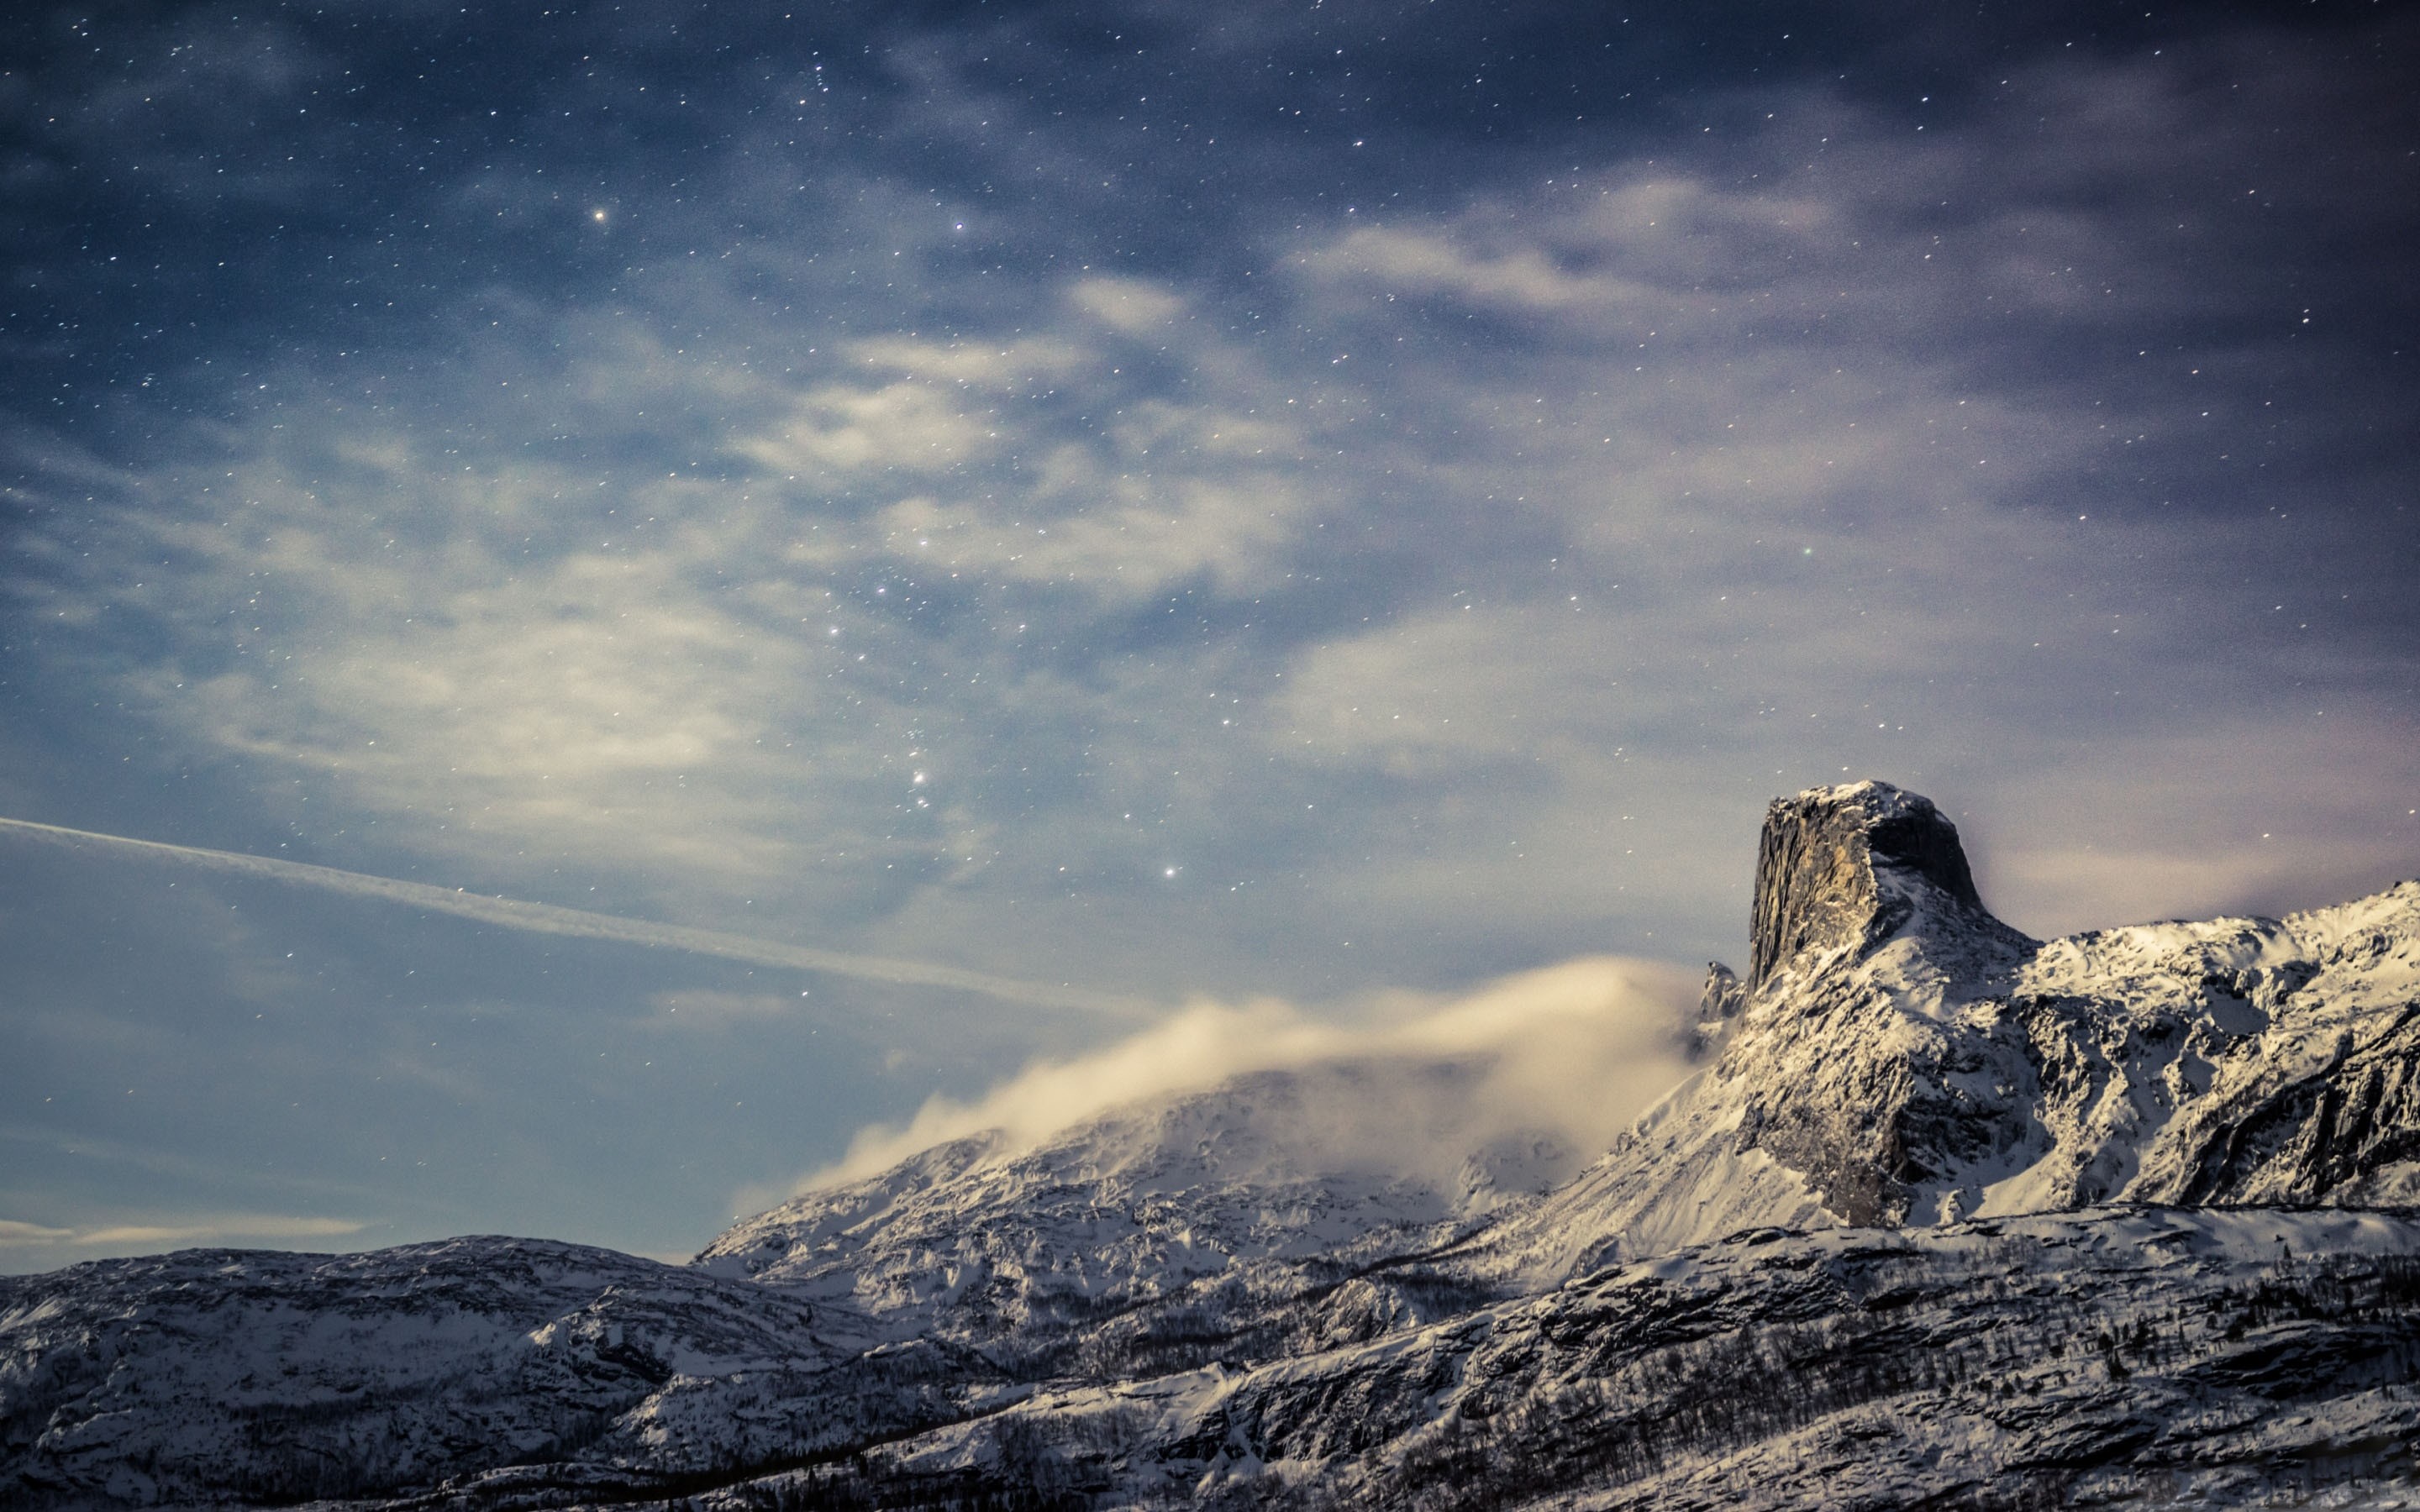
(792, 1205, 2420, 1510)
(5, 779, 2417, 1509)
(0, 1236, 993, 1507)
(1460, 781, 2420, 1287)
(693, 1056, 1584, 1367)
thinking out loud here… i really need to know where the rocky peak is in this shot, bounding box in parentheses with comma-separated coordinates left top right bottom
(1699, 962, 1744, 1021)
(1746, 780, 1994, 990)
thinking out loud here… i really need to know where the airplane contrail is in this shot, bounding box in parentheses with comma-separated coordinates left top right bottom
(0, 816, 1155, 1018)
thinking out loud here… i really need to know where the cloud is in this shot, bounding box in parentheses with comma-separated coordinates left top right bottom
(0, 0, 2412, 1281)
(21, 391, 955, 909)
(794, 954, 1698, 1193)
(12, 13, 339, 205)
(11, 251, 1338, 927)
(0, 1213, 367, 1251)
(8, 24, 2414, 1008)
(1264, 606, 1605, 774)
(739, 379, 996, 476)
(644, 989, 813, 1027)
(1298, 178, 1835, 329)
(0, 816, 1157, 1017)
(1066, 276, 1190, 334)
(746, 276, 1328, 602)
(1973, 717, 2420, 938)
(842, 334, 1092, 387)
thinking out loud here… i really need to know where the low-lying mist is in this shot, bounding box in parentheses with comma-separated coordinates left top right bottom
(783, 955, 1702, 1211)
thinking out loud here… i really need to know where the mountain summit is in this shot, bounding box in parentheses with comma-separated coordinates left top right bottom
(1698, 780, 2030, 1047)
(1746, 780, 2007, 989)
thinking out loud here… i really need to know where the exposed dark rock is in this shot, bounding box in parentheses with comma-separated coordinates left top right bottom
(829, 1210, 2420, 1512)
(1700, 962, 1744, 1022)
(1707, 783, 2039, 1225)
(1690, 962, 1748, 1057)
(1747, 780, 1994, 989)
(2170, 1002, 2420, 1205)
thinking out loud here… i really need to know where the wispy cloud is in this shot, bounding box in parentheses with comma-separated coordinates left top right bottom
(784, 955, 1698, 1198)
(0, 1213, 367, 1252)
(14, 70, 2408, 993)
(0, 816, 1155, 1017)
(8, 12, 338, 206)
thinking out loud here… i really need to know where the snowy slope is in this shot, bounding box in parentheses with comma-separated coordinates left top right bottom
(2024, 879, 2420, 1212)
(783, 1205, 2420, 1511)
(695, 1056, 1581, 1370)
(0, 1236, 994, 1508)
(13, 1207, 2419, 1509)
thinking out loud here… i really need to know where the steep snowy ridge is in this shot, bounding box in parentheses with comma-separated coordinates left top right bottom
(4, 779, 2417, 1509)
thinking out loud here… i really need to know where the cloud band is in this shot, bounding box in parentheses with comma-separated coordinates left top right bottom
(0, 816, 1153, 1019)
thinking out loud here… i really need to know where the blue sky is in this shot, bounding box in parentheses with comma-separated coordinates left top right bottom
(3, 0, 2414, 1270)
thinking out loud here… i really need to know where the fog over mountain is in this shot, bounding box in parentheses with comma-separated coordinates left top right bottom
(795, 955, 1695, 1193)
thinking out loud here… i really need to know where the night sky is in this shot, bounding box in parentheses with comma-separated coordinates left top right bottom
(3, 0, 2415, 1271)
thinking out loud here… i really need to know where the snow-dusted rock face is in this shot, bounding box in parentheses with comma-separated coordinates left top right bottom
(0, 1237, 944, 1509)
(1467, 780, 2420, 1284)
(1745, 780, 2001, 989)
(1728, 784, 2042, 1228)
(2012, 885, 2420, 1213)
(808, 1205, 2420, 1511)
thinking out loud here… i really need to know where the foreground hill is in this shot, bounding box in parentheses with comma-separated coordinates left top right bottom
(757, 1205, 2420, 1510)
(12, 1210, 2417, 1509)
(3, 780, 2415, 1509)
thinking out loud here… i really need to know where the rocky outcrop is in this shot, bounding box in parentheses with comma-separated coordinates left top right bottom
(1691, 963, 1745, 1055)
(1699, 962, 1744, 1022)
(1746, 781, 2004, 989)
(1719, 782, 2036, 1226)
(1721, 785, 2420, 1228)
(845, 1208, 2420, 1512)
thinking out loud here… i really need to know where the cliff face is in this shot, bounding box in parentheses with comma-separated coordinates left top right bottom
(1745, 782, 1991, 989)
(1723, 782, 2035, 1227)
